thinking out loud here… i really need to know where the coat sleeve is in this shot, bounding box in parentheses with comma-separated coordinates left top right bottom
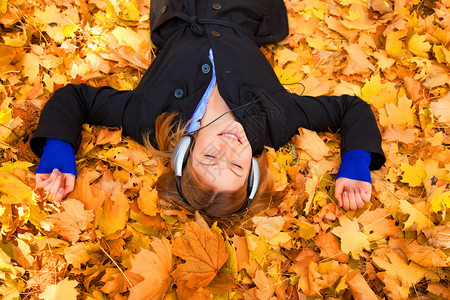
(30, 84, 134, 157)
(275, 92, 385, 170)
(255, 0, 289, 45)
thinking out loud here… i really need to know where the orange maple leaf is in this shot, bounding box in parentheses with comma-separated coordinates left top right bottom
(172, 212, 229, 290)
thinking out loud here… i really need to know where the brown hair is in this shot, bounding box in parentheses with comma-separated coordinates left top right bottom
(144, 113, 273, 219)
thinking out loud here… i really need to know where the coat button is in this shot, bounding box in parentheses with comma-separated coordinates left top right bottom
(201, 64, 211, 74)
(212, 3, 222, 10)
(244, 91, 253, 100)
(174, 88, 184, 99)
(211, 31, 220, 37)
(161, 5, 167, 13)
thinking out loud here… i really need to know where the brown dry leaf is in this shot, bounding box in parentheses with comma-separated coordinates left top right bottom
(252, 270, 276, 300)
(343, 44, 375, 75)
(382, 125, 419, 144)
(377, 271, 410, 300)
(347, 269, 379, 300)
(401, 243, 449, 267)
(289, 248, 320, 296)
(358, 209, 401, 241)
(427, 283, 450, 299)
(128, 238, 172, 300)
(308, 260, 349, 296)
(172, 212, 229, 290)
(372, 247, 427, 286)
(315, 231, 349, 263)
(422, 225, 450, 248)
(38, 278, 79, 300)
(95, 127, 122, 145)
(40, 199, 94, 243)
(430, 92, 450, 123)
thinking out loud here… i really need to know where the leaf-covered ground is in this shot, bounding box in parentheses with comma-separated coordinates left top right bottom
(1, 0, 449, 299)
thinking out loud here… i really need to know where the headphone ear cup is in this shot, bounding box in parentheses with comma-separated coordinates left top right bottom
(247, 157, 260, 200)
(171, 136, 194, 177)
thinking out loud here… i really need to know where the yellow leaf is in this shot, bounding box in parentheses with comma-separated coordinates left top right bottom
(40, 199, 94, 243)
(429, 191, 450, 213)
(137, 185, 159, 216)
(112, 27, 145, 53)
(98, 192, 130, 236)
(386, 30, 407, 59)
(128, 238, 172, 300)
(295, 128, 330, 161)
(172, 212, 229, 290)
(400, 158, 426, 187)
(306, 36, 329, 50)
(331, 217, 370, 259)
(0, 170, 32, 205)
(275, 47, 298, 67)
(38, 278, 79, 300)
(64, 242, 91, 269)
(0, 0, 6, 13)
(360, 74, 397, 109)
(408, 33, 431, 58)
(20, 53, 40, 83)
(372, 50, 396, 69)
(372, 247, 427, 286)
(398, 199, 433, 232)
(379, 96, 416, 128)
(253, 216, 284, 240)
(430, 92, 450, 123)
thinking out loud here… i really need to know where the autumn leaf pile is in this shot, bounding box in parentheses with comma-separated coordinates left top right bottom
(1, 0, 449, 299)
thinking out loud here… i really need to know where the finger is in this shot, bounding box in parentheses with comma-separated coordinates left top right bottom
(361, 187, 371, 203)
(49, 173, 63, 196)
(335, 181, 344, 207)
(42, 169, 60, 190)
(342, 191, 350, 211)
(355, 189, 365, 209)
(348, 188, 357, 210)
(35, 174, 50, 188)
(54, 187, 65, 203)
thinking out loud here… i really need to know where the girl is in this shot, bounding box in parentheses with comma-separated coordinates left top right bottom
(31, 0, 385, 218)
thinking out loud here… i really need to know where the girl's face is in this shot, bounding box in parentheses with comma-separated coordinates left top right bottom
(191, 118, 253, 192)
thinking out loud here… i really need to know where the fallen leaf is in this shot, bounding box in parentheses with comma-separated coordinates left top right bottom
(347, 269, 378, 300)
(295, 128, 331, 161)
(315, 231, 349, 263)
(128, 238, 172, 300)
(172, 212, 229, 290)
(38, 278, 79, 300)
(97, 192, 130, 236)
(40, 199, 94, 243)
(331, 217, 370, 259)
(430, 92, 450, 123)
(401, 243, 449, 267)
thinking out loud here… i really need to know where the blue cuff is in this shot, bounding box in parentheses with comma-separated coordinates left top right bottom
(36, 138, 77, 177)
(336, 150, 371, 183)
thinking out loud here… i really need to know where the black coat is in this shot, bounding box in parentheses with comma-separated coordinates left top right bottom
(31, 0, 385, 170)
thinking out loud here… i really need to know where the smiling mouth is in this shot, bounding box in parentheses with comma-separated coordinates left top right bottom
(218, 131, 242, 144)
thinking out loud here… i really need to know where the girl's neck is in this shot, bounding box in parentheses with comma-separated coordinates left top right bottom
(200, 85, 236, 127)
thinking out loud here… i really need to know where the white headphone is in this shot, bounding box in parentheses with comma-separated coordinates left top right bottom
(171, 136, 260, 211)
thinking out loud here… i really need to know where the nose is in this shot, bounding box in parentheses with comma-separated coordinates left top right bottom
(215, 137, 241, 163)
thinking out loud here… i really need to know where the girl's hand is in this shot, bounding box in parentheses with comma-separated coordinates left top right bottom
(35, 168, 76, 203)
(334, 177, 372, 210)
